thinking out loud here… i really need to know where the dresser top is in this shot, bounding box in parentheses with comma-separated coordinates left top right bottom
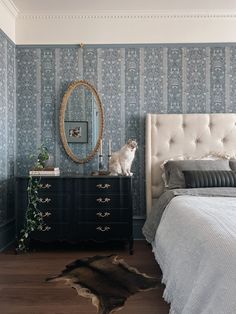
(16, 174, 132, 179)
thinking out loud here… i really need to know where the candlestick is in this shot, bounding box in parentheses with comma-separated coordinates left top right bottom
(108, 139, 112, 156)
(98, 139, 104, 172)
(99, 154, 104, 171)
(100, 139, 103, 155)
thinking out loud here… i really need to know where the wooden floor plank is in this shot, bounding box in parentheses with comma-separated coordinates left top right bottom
(0, 241, 170, 314)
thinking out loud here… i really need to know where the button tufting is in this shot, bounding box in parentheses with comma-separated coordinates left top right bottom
(196, 138, 201, 144)
(169, 138, 174, 144)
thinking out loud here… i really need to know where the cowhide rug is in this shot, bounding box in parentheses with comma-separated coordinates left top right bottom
(47, 255, 160, 314)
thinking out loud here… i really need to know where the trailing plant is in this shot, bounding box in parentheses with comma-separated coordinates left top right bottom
(16, 145, 51, 253)
(34, 144, 50, 169)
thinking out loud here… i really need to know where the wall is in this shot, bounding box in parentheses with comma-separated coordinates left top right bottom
(16, 44, 236, 229)
(0, 29, 16, 250)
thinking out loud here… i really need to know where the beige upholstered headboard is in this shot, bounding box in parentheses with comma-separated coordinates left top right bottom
(146, 113, 236, 215)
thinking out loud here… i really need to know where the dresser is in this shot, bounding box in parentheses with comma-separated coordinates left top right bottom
(16, 175, 133, 254)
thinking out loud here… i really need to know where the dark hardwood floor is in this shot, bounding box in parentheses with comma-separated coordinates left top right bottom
(0, 240, 170, 314)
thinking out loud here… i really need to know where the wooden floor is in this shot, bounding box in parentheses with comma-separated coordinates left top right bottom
(0, 241, 170, 314)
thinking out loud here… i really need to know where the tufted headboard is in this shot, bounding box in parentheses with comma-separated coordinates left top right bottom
(145, 113, 236, 215)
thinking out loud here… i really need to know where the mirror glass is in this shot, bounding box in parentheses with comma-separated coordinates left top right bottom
(59, 80, 104, 163)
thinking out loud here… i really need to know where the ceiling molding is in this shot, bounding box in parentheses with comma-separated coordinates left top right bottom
(0, 0, 18, 17)
(17, 10, 236, 20)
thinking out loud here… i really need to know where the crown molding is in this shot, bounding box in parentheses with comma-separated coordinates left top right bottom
(17, 10, 236, 20)
(0, 0, 18, 17)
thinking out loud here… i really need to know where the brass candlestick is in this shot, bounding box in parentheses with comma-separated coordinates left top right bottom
(99, 154, 105, 171)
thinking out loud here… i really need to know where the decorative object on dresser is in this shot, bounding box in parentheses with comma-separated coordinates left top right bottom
(29, 145, 60, 176)
(47, 255, 159, 314)
(108, 138, 112, 161)
(16, 175, 134, 254)
(98, 139, 106, 173)
(109, 139, 138, 176)
(90, 139, 113, 176)
(29, 167, 60, 176)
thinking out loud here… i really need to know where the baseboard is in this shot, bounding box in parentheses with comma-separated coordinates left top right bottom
(133, 218, 145, 240)
(0, 219, 15, 252)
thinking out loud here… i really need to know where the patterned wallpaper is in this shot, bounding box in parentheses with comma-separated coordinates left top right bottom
(16, 44, 236, 217)
(0, 30, 15, 225)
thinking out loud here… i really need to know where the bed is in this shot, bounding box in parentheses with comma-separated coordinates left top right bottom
(142, 113, 236, 314)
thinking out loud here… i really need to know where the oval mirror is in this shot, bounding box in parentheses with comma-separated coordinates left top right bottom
(59, 80, 104, 163)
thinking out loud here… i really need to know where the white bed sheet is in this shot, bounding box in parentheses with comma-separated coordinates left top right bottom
(152, 195, 236, 314)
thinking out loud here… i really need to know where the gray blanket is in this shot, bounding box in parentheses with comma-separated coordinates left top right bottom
(142, 187, 236, 243)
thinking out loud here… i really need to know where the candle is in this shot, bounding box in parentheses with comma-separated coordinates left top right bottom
(100, 139, 103, 155)
(108, 139, 112, 156)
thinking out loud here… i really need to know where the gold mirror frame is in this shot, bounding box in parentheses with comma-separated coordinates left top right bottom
(59, 80, 104, 164)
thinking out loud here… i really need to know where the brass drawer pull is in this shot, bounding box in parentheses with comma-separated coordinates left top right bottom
(39, 183, 51, 189)
(96, 197, 111, 203)
(38, 198, 51, 203)
(96, 184, 111, 189)
(96, 212, 111, 218)
(96, 226, 110, 232)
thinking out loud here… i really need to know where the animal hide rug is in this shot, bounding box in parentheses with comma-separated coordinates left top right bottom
(47, 255, 160, 314)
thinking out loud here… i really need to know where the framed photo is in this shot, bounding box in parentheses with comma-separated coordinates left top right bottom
(64, 121, 88, 143)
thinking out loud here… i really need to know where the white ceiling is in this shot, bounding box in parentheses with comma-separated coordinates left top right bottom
(11, 0, 236, 14)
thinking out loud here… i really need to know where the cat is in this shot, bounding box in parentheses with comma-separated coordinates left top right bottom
(109, 139, 138, 176)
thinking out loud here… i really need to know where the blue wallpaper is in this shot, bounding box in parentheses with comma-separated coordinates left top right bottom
(0, 30, 15, 225)
(16, 44, 236, 217)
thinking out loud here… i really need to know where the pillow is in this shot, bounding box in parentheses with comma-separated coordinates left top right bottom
(160, 155, 187, 187)
(164, 159, 231, 189)
(229, 159, 236, 171)
(160, 152, 233, 187)
(183, 170, 236, 188)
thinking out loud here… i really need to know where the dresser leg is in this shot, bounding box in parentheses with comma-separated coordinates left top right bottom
(129, 238, 134, 255)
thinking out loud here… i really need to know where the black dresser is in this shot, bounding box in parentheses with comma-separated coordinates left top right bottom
(16, 175, 133, 254)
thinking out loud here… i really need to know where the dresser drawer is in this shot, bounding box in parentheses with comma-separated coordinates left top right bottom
(39, 206, 71, 223)
(78, 177, 131, 195)
(77, 208, 130, 222)
(78, 194, 130, 209)
(37, 178, 73, 193)
(76, 223, 131, 240)
(17, 178, 73, 193)
(37, 193, 71, 210)
(31, 223, 72, 242)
